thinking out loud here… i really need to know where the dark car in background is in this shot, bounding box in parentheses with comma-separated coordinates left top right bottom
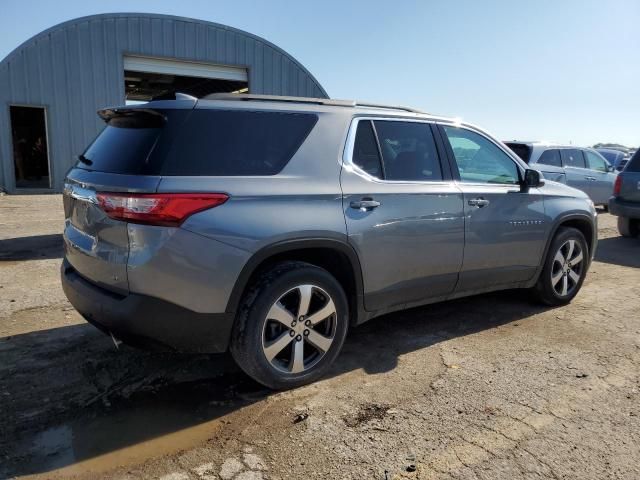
(610, 150, 640, 237)
(596, 148, 630, 171)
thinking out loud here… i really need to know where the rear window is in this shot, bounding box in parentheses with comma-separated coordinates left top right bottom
(626, 150, 640, 172)
(162, 110, 317, 176)
(79, 108, 317, 176)
(505, 143, 532, 163)
(80, 112, 169, 175)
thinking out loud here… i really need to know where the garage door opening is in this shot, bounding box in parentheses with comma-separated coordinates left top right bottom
(123, 56, 248, 102)
(10, 105, 50, 189)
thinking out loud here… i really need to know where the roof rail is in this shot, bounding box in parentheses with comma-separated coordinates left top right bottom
(202, 93, 356, 107)
(354, 101, 425, 114)
(201, 93, 426, 113)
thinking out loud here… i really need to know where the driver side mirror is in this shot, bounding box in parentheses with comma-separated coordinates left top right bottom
(607, 164, 615, 172)
(522, 169, 544, 190)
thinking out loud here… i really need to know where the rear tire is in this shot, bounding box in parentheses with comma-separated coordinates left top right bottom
(617, 216, 639, 238)
(230, 261, 349, 390)
(532, 227, 589, 306)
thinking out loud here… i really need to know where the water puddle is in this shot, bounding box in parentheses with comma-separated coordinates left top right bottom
(7, 374, 269, 478)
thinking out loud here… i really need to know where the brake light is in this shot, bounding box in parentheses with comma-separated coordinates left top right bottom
(96, 192, 228, 227)
(613, 175, 622, 196)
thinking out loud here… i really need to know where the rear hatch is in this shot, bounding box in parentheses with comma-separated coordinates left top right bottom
(504, 142, 532, 163)
(63, 102, 193, 293)
(618, 151, 640, 202)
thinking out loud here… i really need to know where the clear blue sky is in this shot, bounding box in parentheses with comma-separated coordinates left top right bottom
(1, 0, 638, 146)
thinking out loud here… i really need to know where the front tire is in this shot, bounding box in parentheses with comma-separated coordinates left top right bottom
(532, 227, 589, 306)
(617, 216, 639, 238)
(230, 261, 349, 390)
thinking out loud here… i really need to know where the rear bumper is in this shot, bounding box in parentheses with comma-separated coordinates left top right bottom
(609, 197, 640, 219)
(61, 259, 234, 353)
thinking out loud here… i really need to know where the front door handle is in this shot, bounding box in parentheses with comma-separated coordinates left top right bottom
(584, 176, 596, 181)
(350, 198, 381, 211)
(468, 198, 490, 208)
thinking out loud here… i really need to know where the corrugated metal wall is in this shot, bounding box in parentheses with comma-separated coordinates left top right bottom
(0, 13, 328, 193)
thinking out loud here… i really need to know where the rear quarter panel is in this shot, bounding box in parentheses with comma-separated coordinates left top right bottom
(127, 110, 351, 314)
(162, 109, 351, 253)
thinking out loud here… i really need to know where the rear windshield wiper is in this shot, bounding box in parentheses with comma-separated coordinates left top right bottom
(77, 154, 93, 166)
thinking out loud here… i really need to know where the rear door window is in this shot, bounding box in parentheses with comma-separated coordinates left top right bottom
(561, 149, 586, 168)
(352, 120, 384, 178)
(162, 110, 317, 176)
(537, 149, 562, 167)
(373, 121, 442, 181)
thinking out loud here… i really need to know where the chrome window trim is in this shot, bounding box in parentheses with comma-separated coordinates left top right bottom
(341, 116, 451, 186)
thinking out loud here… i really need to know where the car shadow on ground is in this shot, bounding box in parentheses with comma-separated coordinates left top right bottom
(0, 233, 63, 261)
(594, 236, 640, 268)
(0, 289, 553, 477)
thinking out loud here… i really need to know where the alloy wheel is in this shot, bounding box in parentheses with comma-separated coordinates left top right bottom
(551, 239, 584, 297)
(261, 284, 337, 374)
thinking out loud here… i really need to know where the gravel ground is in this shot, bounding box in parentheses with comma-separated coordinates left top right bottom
(0, 194, 639, 480)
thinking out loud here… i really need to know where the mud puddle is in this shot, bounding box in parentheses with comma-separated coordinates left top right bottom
(3, 374, 269, 479)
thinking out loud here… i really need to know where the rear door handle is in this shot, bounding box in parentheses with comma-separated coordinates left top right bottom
(350, 198, 381, 211)
(468, 198, 490, 208)
(584, 176, 596, 181)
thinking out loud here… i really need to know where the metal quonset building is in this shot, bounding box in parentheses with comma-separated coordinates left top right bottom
(0, 13, 328, 193)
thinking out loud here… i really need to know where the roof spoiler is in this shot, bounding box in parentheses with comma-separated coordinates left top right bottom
(97, 108, 167, 127)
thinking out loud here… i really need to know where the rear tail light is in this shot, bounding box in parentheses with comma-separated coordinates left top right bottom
(96, 192, 228, 227)
(613, 175, 622, 196)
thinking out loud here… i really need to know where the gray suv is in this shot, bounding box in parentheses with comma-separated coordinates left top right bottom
(61, 94, 598, 389)
(505, 142, 617, 208)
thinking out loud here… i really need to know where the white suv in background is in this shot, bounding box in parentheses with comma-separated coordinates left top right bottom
(505, 142, 617, 208)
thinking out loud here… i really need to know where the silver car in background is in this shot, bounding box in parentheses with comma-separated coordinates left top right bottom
(505, 142, 617, 208)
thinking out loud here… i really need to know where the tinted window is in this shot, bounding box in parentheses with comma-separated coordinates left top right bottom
(561, 149, 586, 168)
(443, 126, 519, 184)
(538, 149, 562, 167)
(81, 124, 162, 175)
(505, 143, 532, 163)
(163, 110, 317, 176)
(373, 121, 442, 181)
(584, 150, 608, 172)
(352, 120, 383, 178)
(626, 149, 640, 172)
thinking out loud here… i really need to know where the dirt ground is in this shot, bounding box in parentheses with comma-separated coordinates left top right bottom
(0, 194, 639, 480)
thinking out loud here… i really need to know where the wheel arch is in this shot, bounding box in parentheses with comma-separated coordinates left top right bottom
(225, 238, 366, 326)
(538, 213, 596, 274)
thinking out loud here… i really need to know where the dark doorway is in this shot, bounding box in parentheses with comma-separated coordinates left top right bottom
(10, 106, 50, 189)
(124, 70, 248, 102)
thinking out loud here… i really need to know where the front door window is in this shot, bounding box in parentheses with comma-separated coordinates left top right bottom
(442, 126, 520, 184)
